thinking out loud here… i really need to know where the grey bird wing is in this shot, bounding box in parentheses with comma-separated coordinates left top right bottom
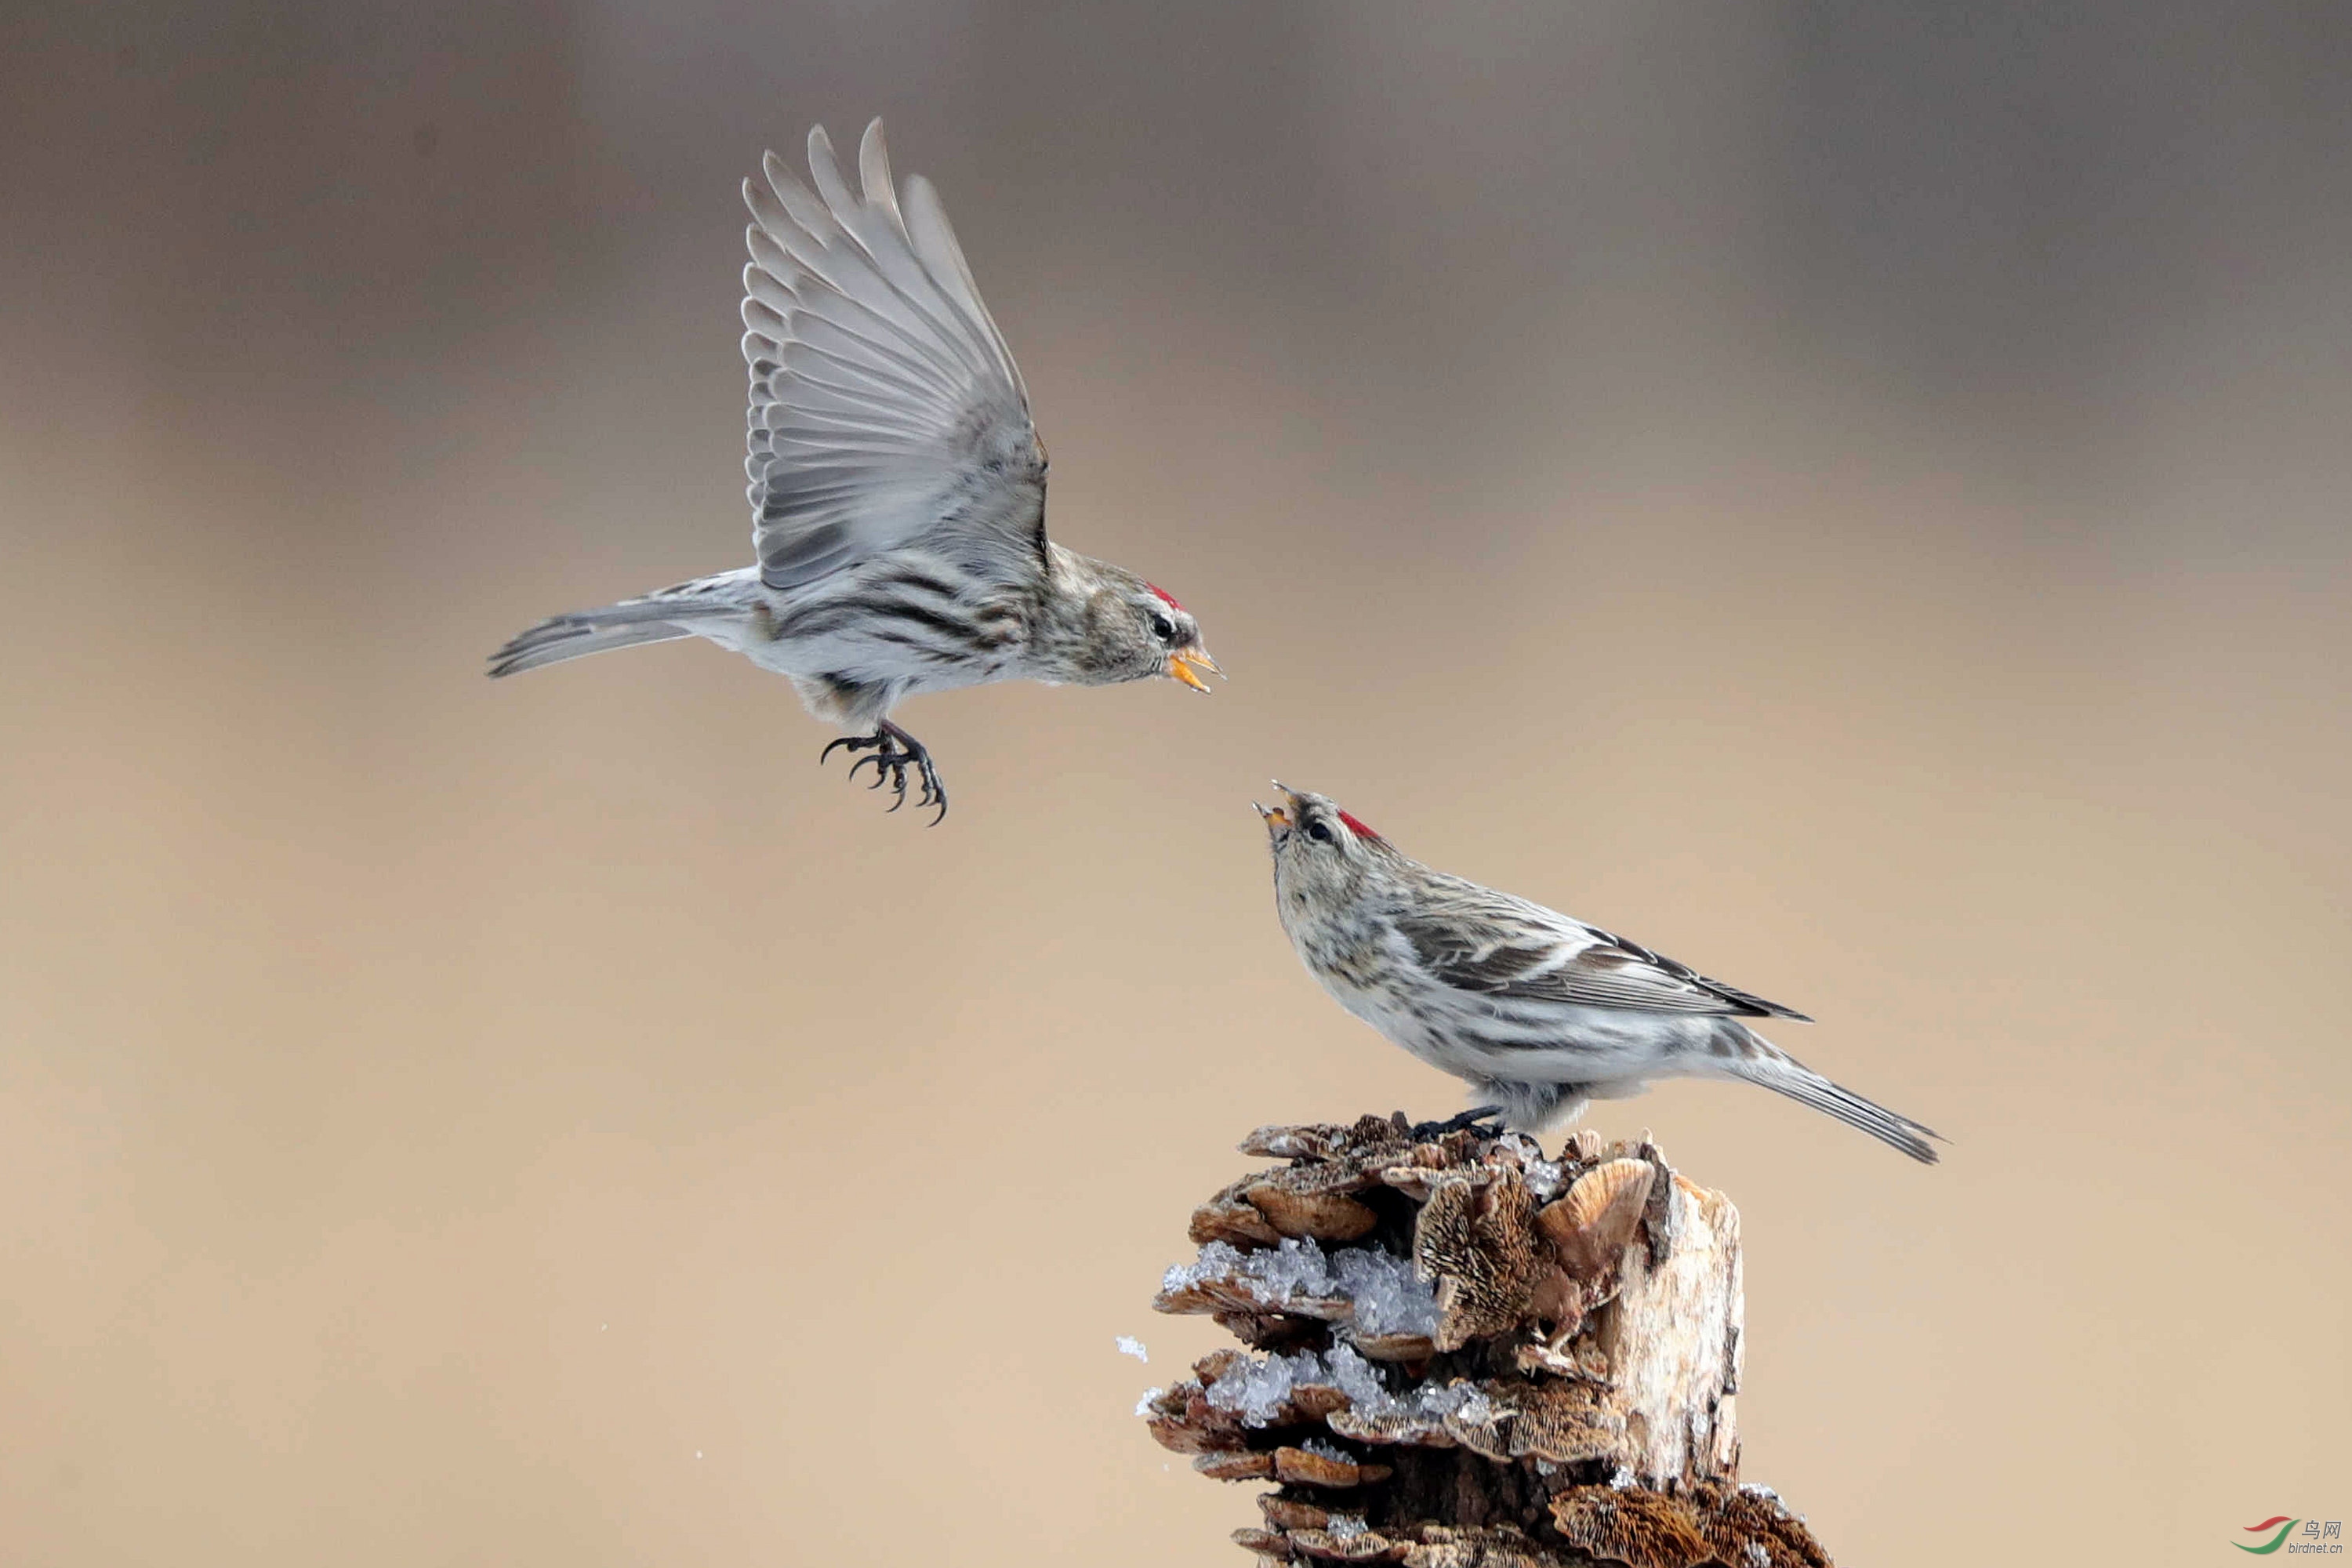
(1395, 880, 1813, 1022)
(740, 121, 1047, 592)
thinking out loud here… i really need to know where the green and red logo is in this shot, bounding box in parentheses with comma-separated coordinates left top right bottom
(2238, 1519, 2299, 1555)
(2235, 1517, 2344, 1553)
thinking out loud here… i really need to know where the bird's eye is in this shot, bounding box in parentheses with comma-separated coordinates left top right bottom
(1305, 819, 1336, 845)
(1149, 612, 1177, 643)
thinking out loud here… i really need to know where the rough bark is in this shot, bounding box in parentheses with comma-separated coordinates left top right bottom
(1142, 1116, 1829, 1568)
(1597, 1171, 1743, 1488)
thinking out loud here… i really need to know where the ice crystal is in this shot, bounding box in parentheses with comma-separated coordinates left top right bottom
(1408, 1379, 1491, 1421)
(1204, 1348, 1319, 1425)
(1321, 1342, 1392, 1410)
(1330, 1245, 1439, 1337)
(1163, 1236, 1439, 1338)
(1522, 1158, 1566, 1200)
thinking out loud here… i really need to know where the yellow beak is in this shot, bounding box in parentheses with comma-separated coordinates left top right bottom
(1167, 644, 1222, 694)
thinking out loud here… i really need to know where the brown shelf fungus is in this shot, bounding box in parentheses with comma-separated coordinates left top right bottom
(1142, 1115, 1834, 1568)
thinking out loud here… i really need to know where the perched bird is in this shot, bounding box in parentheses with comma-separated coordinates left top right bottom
(1256, 786, 1940, 1163)
(489, 121, 1219, 821)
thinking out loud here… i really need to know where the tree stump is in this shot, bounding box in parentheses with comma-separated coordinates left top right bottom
(1139, 1115, 1831, 1567)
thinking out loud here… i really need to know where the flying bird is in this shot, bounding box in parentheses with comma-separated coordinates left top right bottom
(489, 121, 1219, 821)
(1257, 786, 1940, 1162)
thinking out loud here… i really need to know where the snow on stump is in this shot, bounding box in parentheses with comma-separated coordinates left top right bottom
(1139, 1115, 1834, 1567)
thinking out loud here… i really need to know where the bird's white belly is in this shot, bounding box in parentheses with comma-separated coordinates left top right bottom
(678, 572, 1024, 713)
(1323, 972, 1701, 1087)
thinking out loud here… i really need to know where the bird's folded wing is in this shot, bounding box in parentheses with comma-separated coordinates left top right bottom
(1396, 895, 1811, 1021)
(741, 120, 1046, 591)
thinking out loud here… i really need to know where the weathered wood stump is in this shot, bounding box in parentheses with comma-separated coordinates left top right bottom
(1139, 1115, 1831, 1567)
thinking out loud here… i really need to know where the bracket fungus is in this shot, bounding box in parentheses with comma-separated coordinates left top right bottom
(1143, 1115, 1832, 1567)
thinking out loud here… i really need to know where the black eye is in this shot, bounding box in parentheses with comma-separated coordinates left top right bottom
(1305, 819, 1335, 845)
(1149, 612, 1177, 643)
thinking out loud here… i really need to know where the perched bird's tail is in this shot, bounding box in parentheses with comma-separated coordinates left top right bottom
(488, 576, 752, 678)
(1715, 1025, 1942, 1164)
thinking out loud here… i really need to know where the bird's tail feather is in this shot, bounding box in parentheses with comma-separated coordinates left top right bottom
(488, 590, 734, 678)
(488, 618, 691, 677)
(1721, 1029, 1941, 1164)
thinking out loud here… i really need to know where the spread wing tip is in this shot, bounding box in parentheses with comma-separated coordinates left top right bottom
(730, 119, 1044, 590)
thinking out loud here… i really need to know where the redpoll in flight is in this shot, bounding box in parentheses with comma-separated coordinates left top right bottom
(1257, 786, 1940, 1163)
(490, 121, 1219, 821)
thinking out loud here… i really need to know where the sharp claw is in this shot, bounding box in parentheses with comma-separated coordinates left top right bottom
(826, 724, 948, 823)
(1402, 1105, 1507, 1142)
(909, 751, 948, 824)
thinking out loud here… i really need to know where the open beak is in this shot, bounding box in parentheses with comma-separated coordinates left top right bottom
(1167, 644, 1222, 695)
(1255, 780, 1295, 832)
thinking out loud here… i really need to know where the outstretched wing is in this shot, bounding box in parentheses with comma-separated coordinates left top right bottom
(1396, 880, 1812, 1021)
(740, 121, 1047, 591)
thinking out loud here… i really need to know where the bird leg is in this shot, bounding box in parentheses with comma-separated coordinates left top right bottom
(818, 720, 949, 823)
(1396, 1105, 1507, 1143)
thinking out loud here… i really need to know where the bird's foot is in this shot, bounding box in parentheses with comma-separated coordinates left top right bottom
(1396, 1105, 1508, 1143)
(818, 720, 948, 823)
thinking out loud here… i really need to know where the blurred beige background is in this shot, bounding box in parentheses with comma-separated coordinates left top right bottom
(3, 2, 2348, 1563)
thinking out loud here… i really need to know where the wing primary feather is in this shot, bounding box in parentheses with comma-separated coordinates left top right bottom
(735, 124, 1046, 593)
(780, 364, 956, 427)
(757, 151, 839, 241)
(740, 298, 787, 339)
(904, 176, 1029, 405)
(857, 119, 916, 249)
(782, 287, 974, 389)
(755, 151, 992, 384)
(743, 264, 795, 315)
(781, 336, 958, 412)
(780, 347, 964, 423)
(803, 124, 858, 220)
(788, 313, 943, 388)
(766, 231, 977, 379)
(744, 223, 800, 284)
